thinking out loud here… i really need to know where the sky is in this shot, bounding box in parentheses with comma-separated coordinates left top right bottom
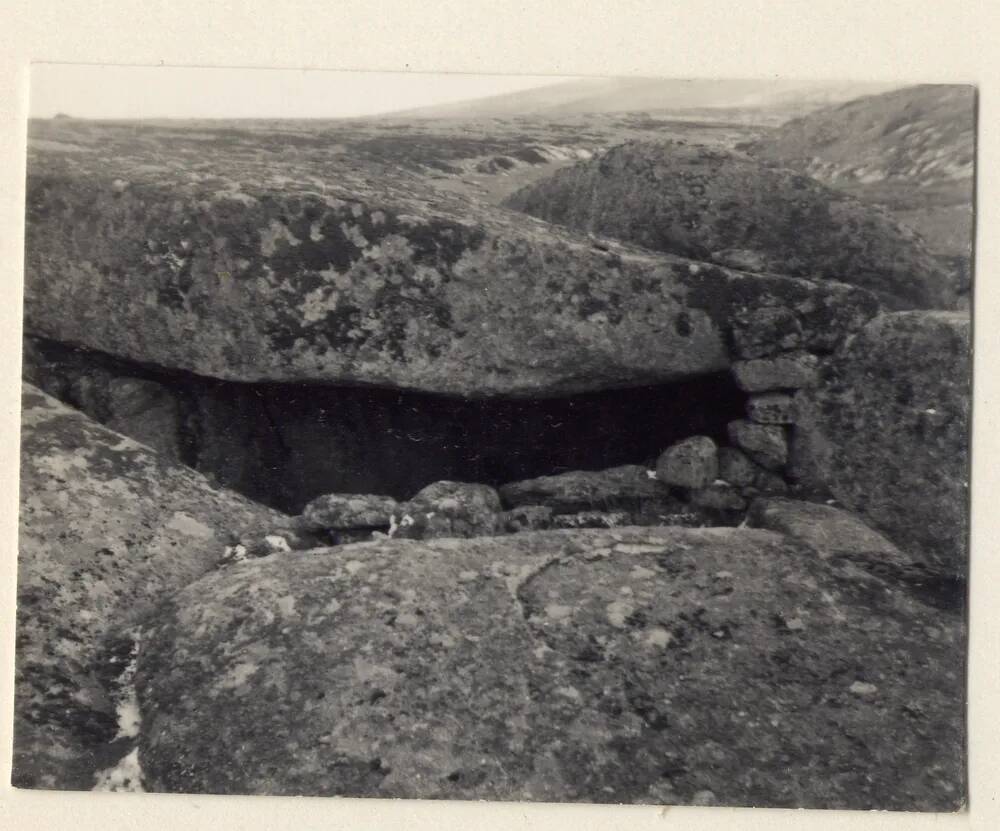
(28, 64, 578, 119)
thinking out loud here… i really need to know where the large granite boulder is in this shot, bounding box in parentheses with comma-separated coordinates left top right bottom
(135, 527, 964, 809)
(504, 141, 954, 310)
(14, 385, 287, 790)
(794, 312, 971, 579)
(25, 124, 876, 397)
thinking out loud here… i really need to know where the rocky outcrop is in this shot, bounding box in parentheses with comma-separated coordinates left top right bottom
(14, 386, 287, 790)
(26, 126, 877, 397)
(134, 527, 964, 809)
(793, 312, 971, 579)
(504, 141, 954, 310)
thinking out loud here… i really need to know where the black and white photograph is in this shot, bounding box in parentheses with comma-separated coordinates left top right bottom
(10, 63, 974, 812)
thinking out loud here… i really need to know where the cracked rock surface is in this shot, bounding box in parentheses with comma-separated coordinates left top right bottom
(135, 526, 964, 809)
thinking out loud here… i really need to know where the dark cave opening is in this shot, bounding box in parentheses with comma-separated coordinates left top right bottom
(25, 338, 749, 514)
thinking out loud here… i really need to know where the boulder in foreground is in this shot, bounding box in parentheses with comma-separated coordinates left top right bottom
(136, 526, 964, 809)
(14, 385, 286, 790)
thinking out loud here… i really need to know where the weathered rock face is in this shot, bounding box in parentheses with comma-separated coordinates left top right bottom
(134, 527, 964, 809)
(499, 465, 671, 514)
(794, 312, 971, 579)
(13, 386, 287, 790)
(396, 481, 502, 539)
(504, 141, 954, 310)
(26, 126, 877, 397)
(728, 421, 788, 470)
(298, 493, 400, 532)
(747, 497, 962, 609)
(655, 436, 718, 489)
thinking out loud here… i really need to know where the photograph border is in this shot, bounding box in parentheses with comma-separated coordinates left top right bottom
(1, 2, 997, 829)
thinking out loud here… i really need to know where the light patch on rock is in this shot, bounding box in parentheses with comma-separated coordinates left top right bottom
(645, 627, 672, 648)
(429, 632, 457, 648)
(545, 604, 573, 621)
(259, 219, 301, 256)
(614, 543, 668, 555)
(340, 222, 370, 249)
(93, 747, 145, 792)
(300, 286, 342, 324)
(165, 511, 215, 539)
(276, 595, 297, 617)
(606, 599, 635, 629)
(223, 543, 248, 563)
(221, 661, 259, 689)
(264, 535, 292, 553)
(630, 565, 657, 580)
(849, 681, 879, 697)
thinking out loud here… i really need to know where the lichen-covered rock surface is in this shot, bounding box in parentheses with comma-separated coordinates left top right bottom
(499, 465, 671, 514)
(504, 141, 954, 310)
(747, 498, 961, 608)
(26, 122, 877, 396)
(795, 311, 971, 579)
(135, 526, 964, 809)
(14, 385, 286, 790)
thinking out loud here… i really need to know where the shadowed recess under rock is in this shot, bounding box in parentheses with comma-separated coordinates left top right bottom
(25, 338, 749, 514)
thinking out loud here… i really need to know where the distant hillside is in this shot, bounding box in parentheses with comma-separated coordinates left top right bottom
(747, 84, 975, 196)
(386, 77, 899, 120)
(746, 84, 975, 275)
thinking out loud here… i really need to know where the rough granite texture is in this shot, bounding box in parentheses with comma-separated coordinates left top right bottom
(134, 527, 965, 809)
(14, 385, 286, 790)
(504, 141, 955, 310)
(728, 421, 788, 470)
(396, 481, 503, 540)
(499, 465, 671, 514)
(732, 352, 819, 392)
(794, 311, 971, 579)
(298, 493, 400, 531)
(655, 437, 718, 489)
(746, 498, 959, 608)
(25, 124, 877, 396)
